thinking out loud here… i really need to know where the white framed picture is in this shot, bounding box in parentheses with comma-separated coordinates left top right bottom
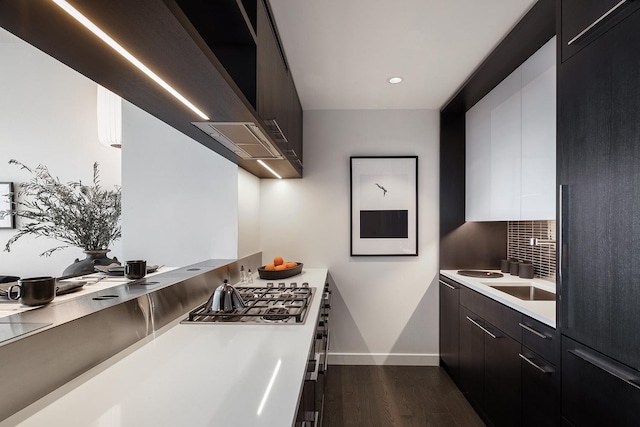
(350, 156, 418, 256)
(0, 182, 15, 229)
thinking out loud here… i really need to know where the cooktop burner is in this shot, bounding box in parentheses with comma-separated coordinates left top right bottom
(182, 282, 314, 324)
(457, 270, 504, 278)
(262, 307, 290, 322)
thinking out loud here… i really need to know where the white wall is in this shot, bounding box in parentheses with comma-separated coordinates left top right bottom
(260, 110, 440, 365)
(0, 28, 122, 278)
(237, 168, 261, 259)
(121, 102, 239, 266)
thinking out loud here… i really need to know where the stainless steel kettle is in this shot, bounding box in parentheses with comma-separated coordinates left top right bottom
(205, 279, 245, 313)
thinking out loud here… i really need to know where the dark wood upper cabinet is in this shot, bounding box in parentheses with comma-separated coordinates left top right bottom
(257, 0, 303, 172)
(0, 0, 303, 178)
(172, 0, 258, 108)
(171, 0, 303, 176)
(560, 0, 640, 62)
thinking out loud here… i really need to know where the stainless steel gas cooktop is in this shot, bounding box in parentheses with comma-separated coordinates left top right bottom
(182, 282, 315, 325)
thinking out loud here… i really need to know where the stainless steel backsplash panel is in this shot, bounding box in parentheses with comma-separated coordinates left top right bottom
(0, 253, 262, 422)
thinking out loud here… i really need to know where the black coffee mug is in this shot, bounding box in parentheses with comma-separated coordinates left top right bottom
(8, 276, 56, 306)
(125, 260, 147, 280)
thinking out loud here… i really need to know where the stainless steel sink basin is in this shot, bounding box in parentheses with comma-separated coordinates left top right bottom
(482, 283, 555, 301)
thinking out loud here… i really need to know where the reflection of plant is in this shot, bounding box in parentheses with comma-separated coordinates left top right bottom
(2, 160, 121, 256)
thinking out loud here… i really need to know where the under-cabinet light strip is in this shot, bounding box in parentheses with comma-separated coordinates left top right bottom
(257, 160, 282, 179)
(51, 0, 210, 121)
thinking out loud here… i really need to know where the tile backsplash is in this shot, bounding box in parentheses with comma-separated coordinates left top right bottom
(507, 220, 556, 281)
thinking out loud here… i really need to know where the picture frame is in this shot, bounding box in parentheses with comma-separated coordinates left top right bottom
(350, 156, 418, 256)
(0, 182, 15, 229)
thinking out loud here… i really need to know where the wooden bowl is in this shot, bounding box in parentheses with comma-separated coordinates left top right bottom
(258, 262, 303, 280)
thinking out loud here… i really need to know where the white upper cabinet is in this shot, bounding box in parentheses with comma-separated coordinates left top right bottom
(466, 36, 556, 221)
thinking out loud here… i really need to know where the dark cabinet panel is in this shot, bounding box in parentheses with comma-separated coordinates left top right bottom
(459, 306, 485, 410)
(256, 0, 303, 172)
(173, 0, 257, 107)
(459, 305, 523, 427)
(460, 286, 522, 340)
(560, 0, 640, 62)
(484, 324, 521, 427)
(521, 348, 559, 427)
(519, 316, 559, 365)
(558, 8, 640, 369)
(439, 277, 460, 380)
(562, 336, 640, 427)
(257, 0, 288, 129)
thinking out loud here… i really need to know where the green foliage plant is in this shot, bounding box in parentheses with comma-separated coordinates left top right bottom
(2, 160, 121, 256)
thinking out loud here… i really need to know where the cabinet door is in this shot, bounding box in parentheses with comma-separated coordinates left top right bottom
(558, 8, 640, 368)
(459, 307, 485, 409)
(439, 278, 460, 380)
(561, 0, 640, 62)
(257, 0, 288, 133)
(490, 90, 521, 220)
(465, 96, 492, 221)
(466, 38, 556, 222)
(562, 336, 640, 427)
(520, 38, 556, 220)
(484, 322, 521, 427)
(521, 348, 559, 427)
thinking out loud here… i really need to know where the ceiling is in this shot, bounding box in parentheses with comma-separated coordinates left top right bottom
(269, 0, 537, 111)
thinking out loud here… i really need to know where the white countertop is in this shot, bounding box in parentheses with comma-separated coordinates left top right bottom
(1, 268, 327, 427)
(0, 268, 176, 320)
(440, 270, 556, 327)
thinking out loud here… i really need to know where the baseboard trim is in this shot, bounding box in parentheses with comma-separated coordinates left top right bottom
(328, 352, 439, 366)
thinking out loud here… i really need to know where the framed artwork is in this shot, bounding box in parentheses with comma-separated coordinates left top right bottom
(350, 156, 418, 256)
(0, 182, 15, 229)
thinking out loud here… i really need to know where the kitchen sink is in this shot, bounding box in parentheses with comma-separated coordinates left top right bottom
(482, 283, 555, 301)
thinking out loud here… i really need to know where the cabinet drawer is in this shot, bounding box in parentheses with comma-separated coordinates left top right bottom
(562, 336, 640, 426)
(520, 347, 559, 427)
(460, 286, 522, 340)
(519, 316, 559, 365)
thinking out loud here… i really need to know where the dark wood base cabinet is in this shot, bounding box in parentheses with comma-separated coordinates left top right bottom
(459, 307, 521, 427)
(561, 336, 640, 427)
(439, 277, 460, 381)
(441, 278, 560, 427)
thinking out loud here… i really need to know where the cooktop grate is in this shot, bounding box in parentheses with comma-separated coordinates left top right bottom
(183, 283, 314, 324)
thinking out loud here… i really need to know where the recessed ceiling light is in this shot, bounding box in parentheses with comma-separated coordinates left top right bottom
(387, 76, 403, 84)
(51, 0, 210, 121)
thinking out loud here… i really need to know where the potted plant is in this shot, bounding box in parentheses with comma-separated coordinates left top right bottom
(2, 160, 122, 276)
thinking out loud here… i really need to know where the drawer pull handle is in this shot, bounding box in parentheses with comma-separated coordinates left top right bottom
(568, 349, 640, 391)
(439, 280, 456, 290)
(518, 322, 548, 339)
(519, 353, 553, 374)
(567, 0, 629, 46)
(305, 353, 320, 382)
(466, 316, 499, 339)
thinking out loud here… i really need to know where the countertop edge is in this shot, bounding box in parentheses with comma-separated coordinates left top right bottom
(440, 270, 556, 328)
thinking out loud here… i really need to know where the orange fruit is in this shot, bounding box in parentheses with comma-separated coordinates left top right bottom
(275, 264, 287, 271)
(285, 262, 297, 269)
(264, 263, 276, 271)
(273, 256, 284, 266)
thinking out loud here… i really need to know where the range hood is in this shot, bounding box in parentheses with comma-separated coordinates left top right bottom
(191, 122, 283, 160)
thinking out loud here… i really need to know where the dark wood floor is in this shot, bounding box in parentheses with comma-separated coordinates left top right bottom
(323, 365, 485, 427)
